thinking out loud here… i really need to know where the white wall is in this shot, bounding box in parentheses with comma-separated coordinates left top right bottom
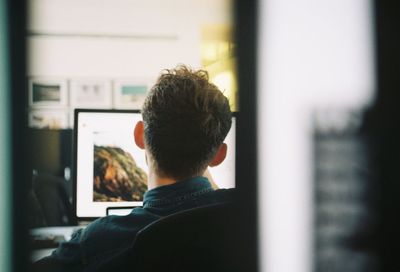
(258, 0, 375, 271)
(27, 0, 232, 79)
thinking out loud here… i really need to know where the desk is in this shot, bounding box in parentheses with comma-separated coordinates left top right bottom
(30, 226, 84, 262)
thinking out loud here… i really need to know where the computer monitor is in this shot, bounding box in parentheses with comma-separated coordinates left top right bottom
(74, 109, 236, 219)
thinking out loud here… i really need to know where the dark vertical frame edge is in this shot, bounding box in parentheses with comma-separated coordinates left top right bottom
(234, 0, 259, 270)
(8, 0, 29, 270)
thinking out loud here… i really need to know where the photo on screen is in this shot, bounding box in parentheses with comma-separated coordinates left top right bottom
(93, 130, 147, 202)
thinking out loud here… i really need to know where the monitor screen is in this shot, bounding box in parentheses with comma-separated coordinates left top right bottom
(106, 207, 134, 216)
(74, 109, 236, 218)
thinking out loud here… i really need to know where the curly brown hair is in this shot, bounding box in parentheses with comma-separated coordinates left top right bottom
(141, 65, 232, 180)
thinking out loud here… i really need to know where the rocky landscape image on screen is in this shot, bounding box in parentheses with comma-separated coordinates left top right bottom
(93, 145, 147, 202)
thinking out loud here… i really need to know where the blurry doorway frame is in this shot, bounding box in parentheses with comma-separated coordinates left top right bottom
(9, 0, 260, 271)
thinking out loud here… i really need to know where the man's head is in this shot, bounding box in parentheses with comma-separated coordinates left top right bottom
(135, 65, 232, 181)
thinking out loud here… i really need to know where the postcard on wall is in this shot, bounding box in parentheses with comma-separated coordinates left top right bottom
(28, 109, 69, 129)
(113, 79, 149, 109)
(28, 78, 68, 108)
(70, 79, 113, 109)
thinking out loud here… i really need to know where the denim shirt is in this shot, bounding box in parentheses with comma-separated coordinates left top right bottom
(37, 177, 234, 271)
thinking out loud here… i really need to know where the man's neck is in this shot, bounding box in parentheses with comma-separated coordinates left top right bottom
(144, 152, 177, 190)
(147, 168, 178, 190)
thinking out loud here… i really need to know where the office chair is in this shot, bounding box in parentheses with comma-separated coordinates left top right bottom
(30, 172, 75, 227)
(97, 202, 243, 272)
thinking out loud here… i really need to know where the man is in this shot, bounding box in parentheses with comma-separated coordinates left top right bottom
(33, 65, 234, 271)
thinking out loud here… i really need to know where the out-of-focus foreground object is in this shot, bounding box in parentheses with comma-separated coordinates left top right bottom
(258, 0, 375, 271)
(0, 0, 12, 271)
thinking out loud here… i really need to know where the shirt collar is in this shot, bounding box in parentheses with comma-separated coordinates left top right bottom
(143, 176, 213, 208)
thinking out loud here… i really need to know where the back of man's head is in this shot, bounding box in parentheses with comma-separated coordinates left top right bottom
(141, 65, 232, 180)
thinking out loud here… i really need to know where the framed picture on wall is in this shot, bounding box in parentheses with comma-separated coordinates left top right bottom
(113, 79, 149, 109)
(70, 79, 113, 109)
(28, 109, 69, 129)
(28, 78, 68, 107)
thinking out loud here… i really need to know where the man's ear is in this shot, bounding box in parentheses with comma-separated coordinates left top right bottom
(134, 121, 145, 150)
(209, 143, 227, 167)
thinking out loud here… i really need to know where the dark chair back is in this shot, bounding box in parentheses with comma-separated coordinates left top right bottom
(129, 202, 242, 272)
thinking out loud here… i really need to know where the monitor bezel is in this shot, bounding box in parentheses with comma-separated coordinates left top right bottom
(73, 108, 142, 221)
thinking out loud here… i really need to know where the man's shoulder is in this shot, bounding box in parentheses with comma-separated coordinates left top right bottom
(83, 207, 160, 238)
(72, 207, 161, 269)
(79, 209, 158, 246)
(200, 187, 235, 205)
